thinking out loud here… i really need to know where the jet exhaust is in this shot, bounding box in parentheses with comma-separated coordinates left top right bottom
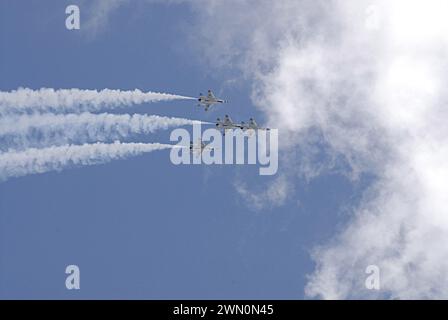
(0, 87, 195, 114)
(0, 141, 174, 181)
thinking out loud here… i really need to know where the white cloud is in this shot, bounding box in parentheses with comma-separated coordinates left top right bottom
(186, 0, 448, 299)
(79, 0, 128, 38)
(234, 175, 292, 211)
(66, 0, 448, 298)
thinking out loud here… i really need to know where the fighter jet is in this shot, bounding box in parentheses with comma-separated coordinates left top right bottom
(190, 138, 215, 156)
(241, 118, 270, 132)
(198, 90, 226, 111)
(215, 115, 244, 135)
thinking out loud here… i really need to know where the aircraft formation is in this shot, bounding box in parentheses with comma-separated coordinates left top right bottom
(191, 90, 270, 154)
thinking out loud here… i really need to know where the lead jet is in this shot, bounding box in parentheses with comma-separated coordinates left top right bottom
(215, 115, 244, 135)
(198, 90, 226, 111)
(190, 138, 216, 156)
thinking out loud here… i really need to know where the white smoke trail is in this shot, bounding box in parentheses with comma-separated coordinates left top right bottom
(0, 141, 174, 181)
(0, 113, 206, 149)
(0, 88, 195, 114)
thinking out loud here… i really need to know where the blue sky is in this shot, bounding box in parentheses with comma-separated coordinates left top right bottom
(0, 0, 361, 299)
(2, 0, 446, 300)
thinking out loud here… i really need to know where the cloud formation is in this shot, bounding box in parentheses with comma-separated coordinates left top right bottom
(17, 0, 448, 298)
(78, 0, 129, 38)
(186, 0, 448, 299)
(234, 175, 292, 211)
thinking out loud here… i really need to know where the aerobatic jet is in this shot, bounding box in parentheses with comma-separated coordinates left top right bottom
(197, 90, 226, 111)
(189, 138, 215, 156)
(241, 118, 270, 131)
(215, 115, 244, 135)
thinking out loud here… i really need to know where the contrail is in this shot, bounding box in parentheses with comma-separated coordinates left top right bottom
(0, 112, 207, 149)
(0, 88, 196, 114)
(0, 141, 175, 181)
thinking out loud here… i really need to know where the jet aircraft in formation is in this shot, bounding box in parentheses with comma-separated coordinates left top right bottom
(215, 115, 270, 135)
(189, 138, 216, 156)
(197, 90, 226, 111)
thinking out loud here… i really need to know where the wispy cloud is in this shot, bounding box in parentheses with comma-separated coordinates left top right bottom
(77, 0, 188, 39)
(78, 0, 129, 39)
(186, 0, 448, 299)
(234, 175, 292, 211)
